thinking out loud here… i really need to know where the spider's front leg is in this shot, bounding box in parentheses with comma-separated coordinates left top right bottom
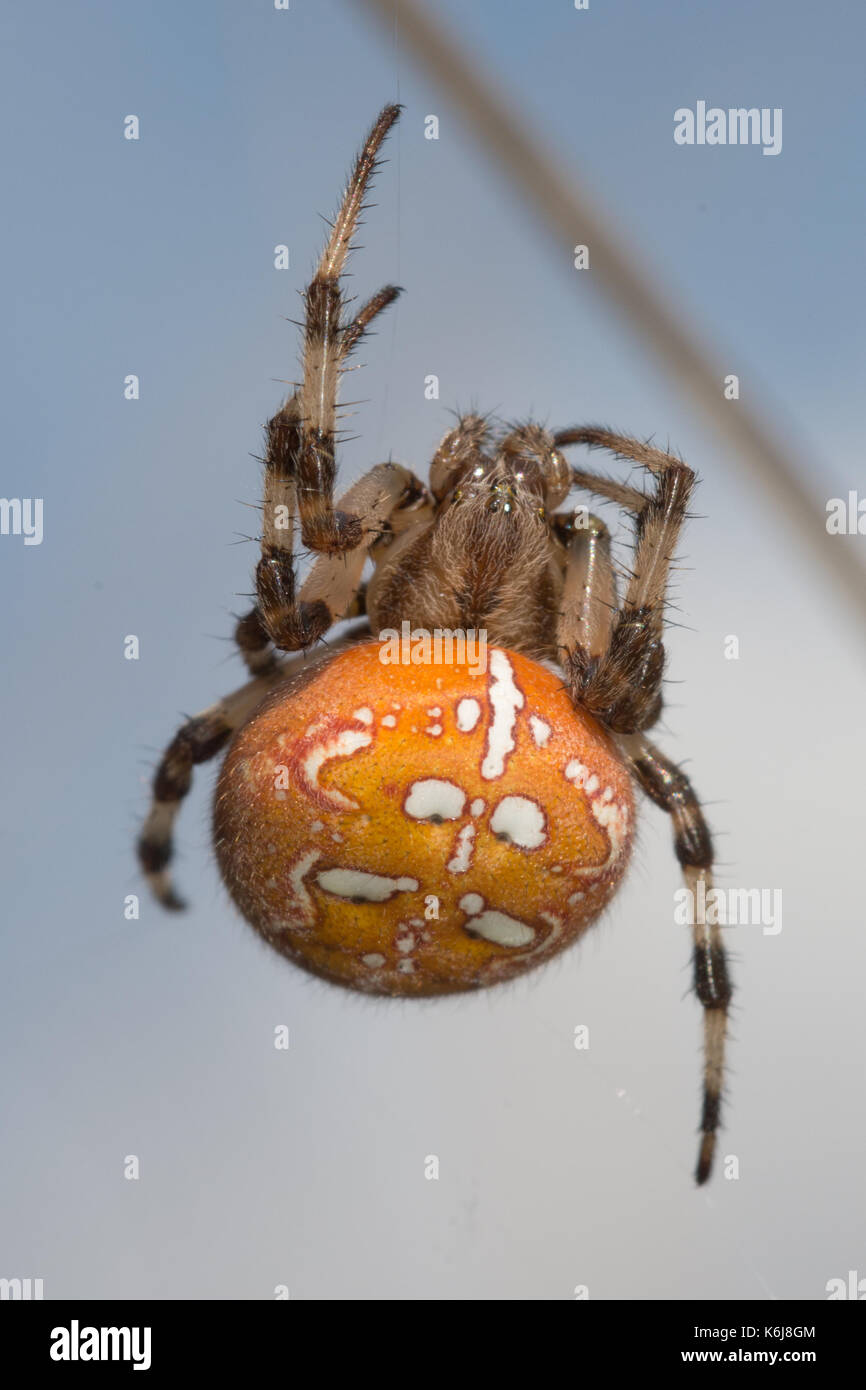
(292, 102, 403, 556)
(618, 735, 732, 1185)
(254, 104, 406, 654)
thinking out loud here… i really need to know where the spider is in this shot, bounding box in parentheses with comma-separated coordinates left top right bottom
(137, 105, 731, 1185)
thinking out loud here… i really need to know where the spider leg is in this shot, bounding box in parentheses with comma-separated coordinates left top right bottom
(295, 103, 402, 554)
(340, 283, 403, 361)
(294, 463, 430, 630)
(566, 466, 649, 515)
(137, 663, 296, 910)
(618, 732, 731, 1185)
(554, 511, 618, 672)
(554, 426, 695, 732)
(234, 607, 279, 678)
(236, 461, 425, 676)
(255, 106, 404, 652)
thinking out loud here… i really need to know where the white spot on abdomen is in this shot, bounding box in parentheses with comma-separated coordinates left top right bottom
(564, 760, 590, 787)
(404, 779, 466, 822)
(456, 697, 481, 732)
(316, 869, 419, 902)
(466, 910, 535, 948)
(529, 715, 551, 747)
(490, 795, 547, 849)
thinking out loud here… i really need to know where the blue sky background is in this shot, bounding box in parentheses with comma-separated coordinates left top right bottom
(1, 0, 864, 1299)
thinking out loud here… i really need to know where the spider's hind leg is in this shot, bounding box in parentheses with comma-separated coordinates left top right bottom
(618, 732, 732, 1185)
(554, 426, 695, 734)
(137, 666, 291, 909)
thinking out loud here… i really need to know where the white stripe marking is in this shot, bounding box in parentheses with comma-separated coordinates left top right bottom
(447, 823, 476, 874)
(481, 650, 524, 780)
(302, 728, 372, 809)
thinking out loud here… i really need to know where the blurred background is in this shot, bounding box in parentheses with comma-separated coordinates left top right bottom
(1, 0, 864, 1299)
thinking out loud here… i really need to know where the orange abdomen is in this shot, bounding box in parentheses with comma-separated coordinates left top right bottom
(214, 643, 634, 995)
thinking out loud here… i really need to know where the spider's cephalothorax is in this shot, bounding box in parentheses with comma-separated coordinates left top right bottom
(138, 105, 731, 1184)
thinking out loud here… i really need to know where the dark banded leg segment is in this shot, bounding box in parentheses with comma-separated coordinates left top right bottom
(234, 607, 278, 678)
(137, 666, 292, 909)
(259, 461, 426, 652)
(553, 427, 695, 733)
(618, 732, 732, 1185)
